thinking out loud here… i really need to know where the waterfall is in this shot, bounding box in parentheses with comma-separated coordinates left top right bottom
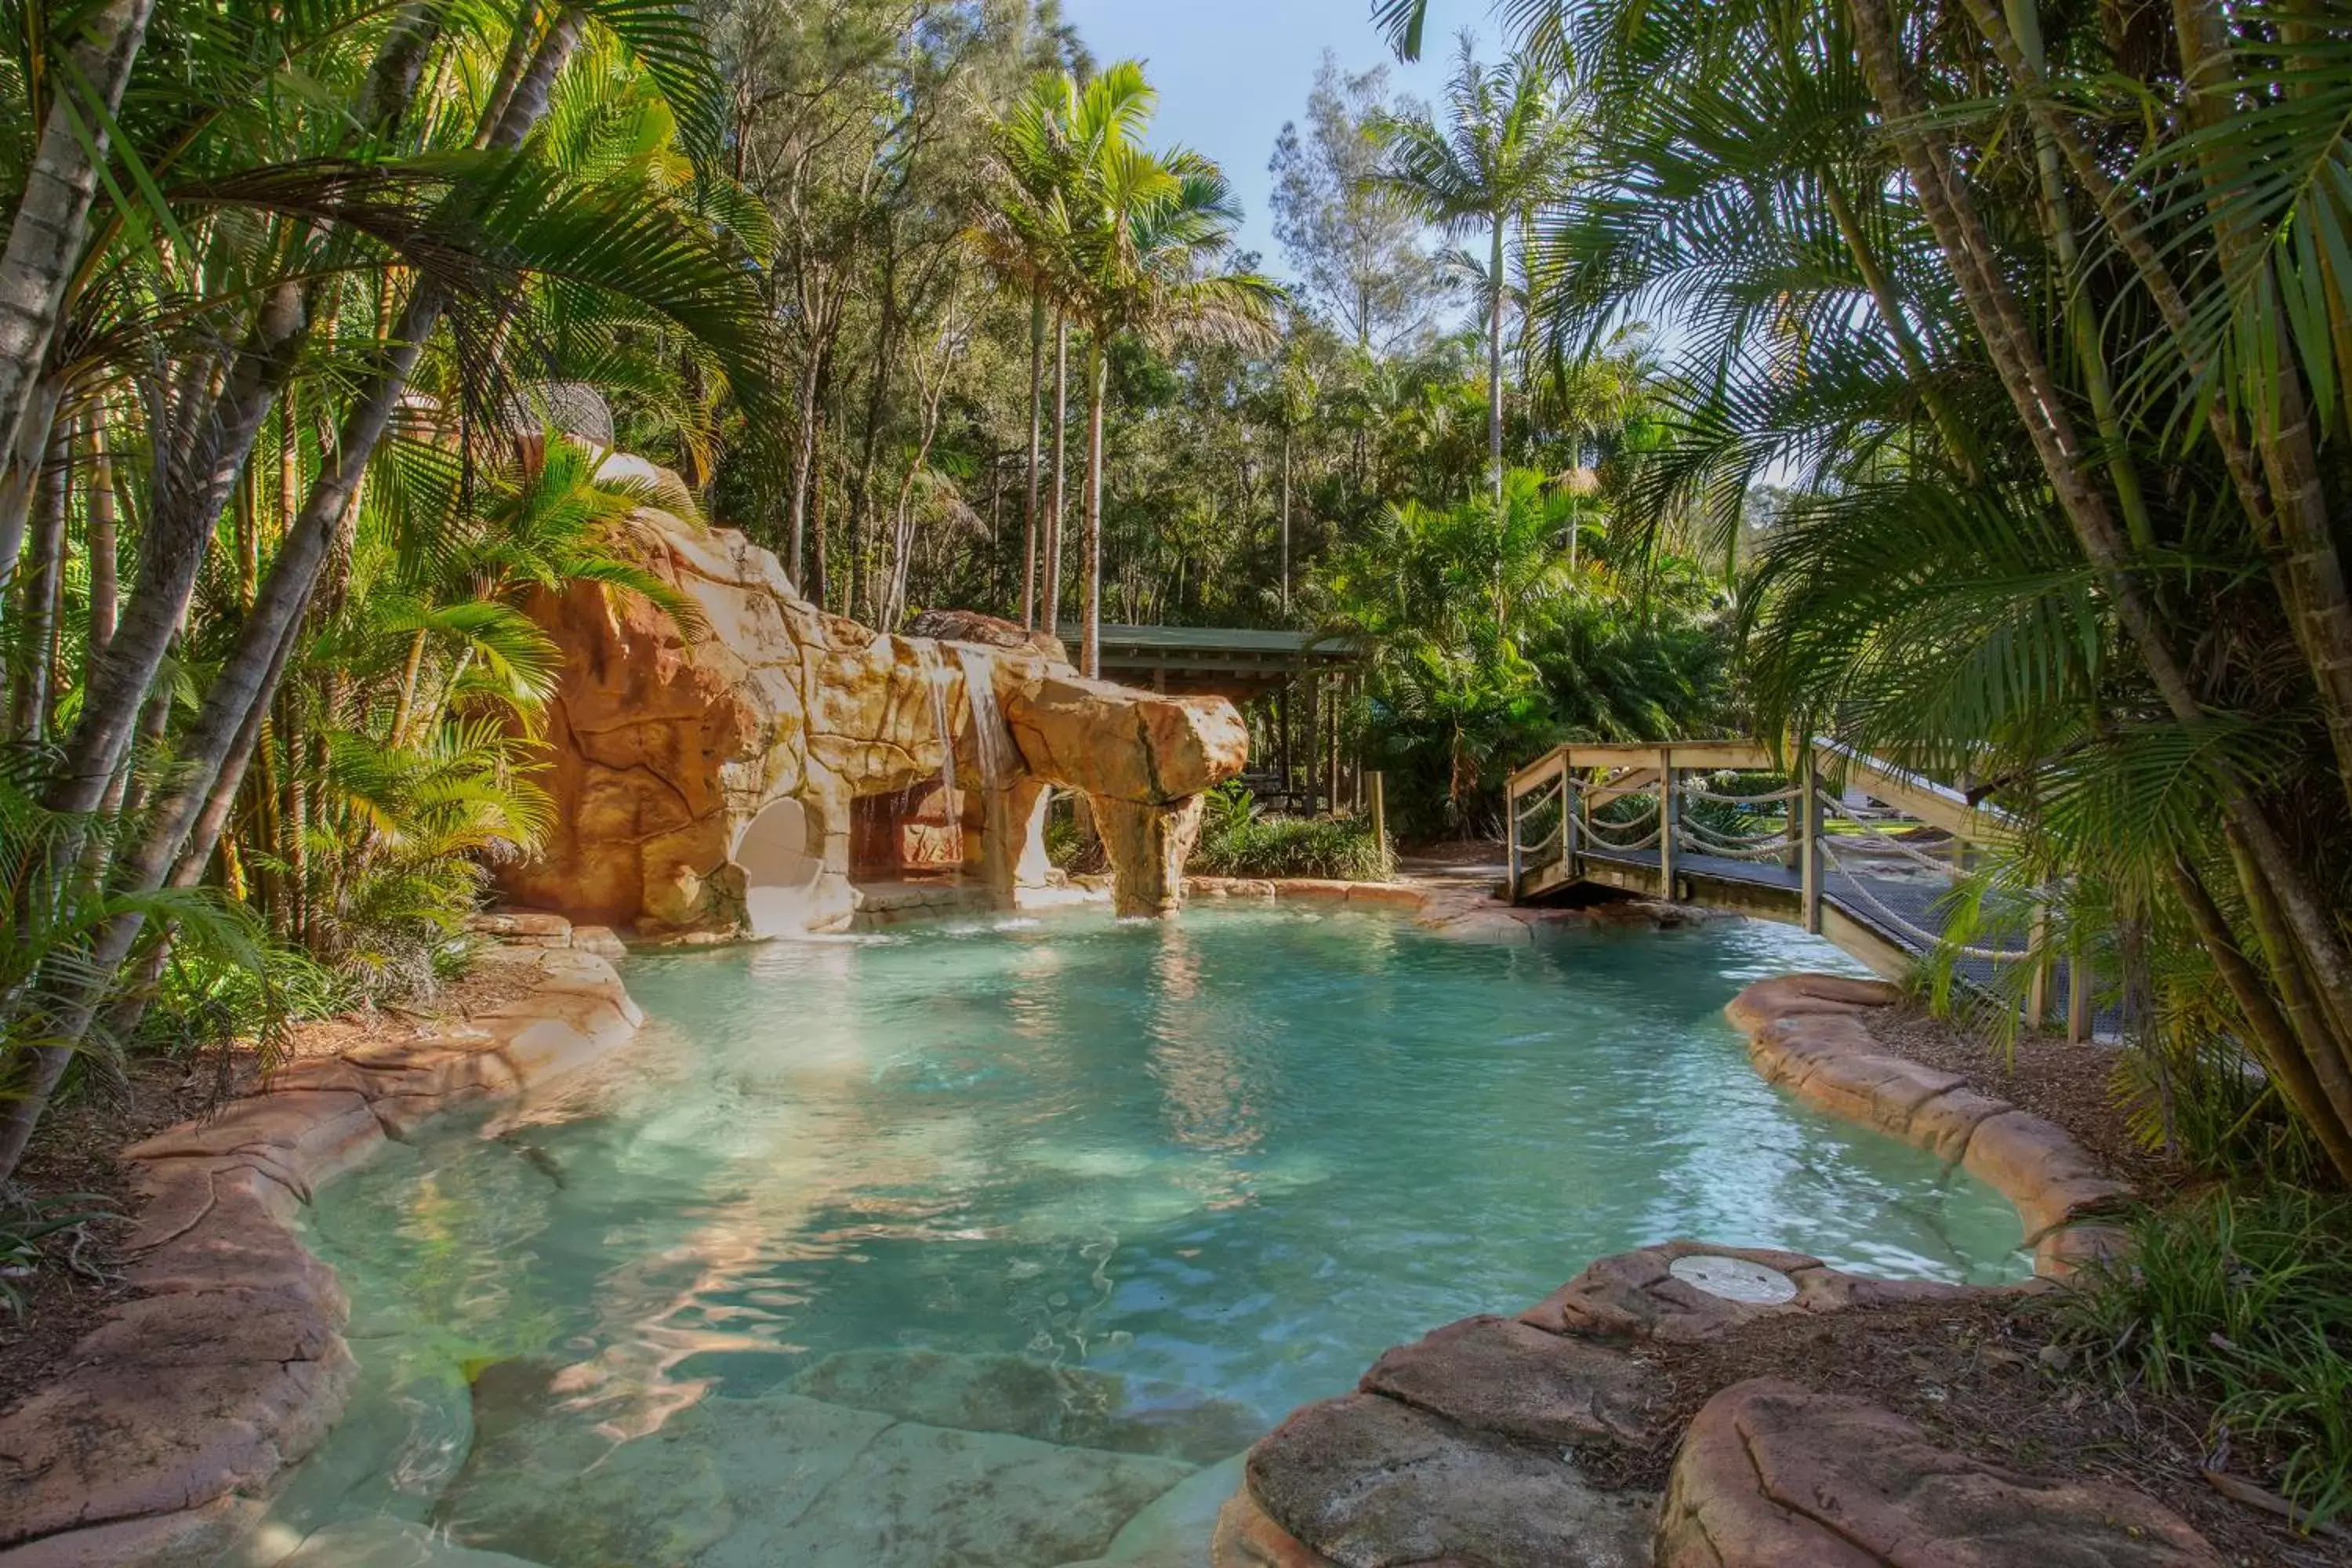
(954, 646, 1016, 793)
(916, 641, 958, 808)
(955, 645, 1019, 902)
(913, 641, 962, 873)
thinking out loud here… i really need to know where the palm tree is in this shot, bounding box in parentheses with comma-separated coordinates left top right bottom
(0, 0, 778, 1185)
(1373, 42, 1579, 506)
(972, 69, 1104, 632)
(1044, 66, 1277, 675)
(1395, 0, 2352, 1185)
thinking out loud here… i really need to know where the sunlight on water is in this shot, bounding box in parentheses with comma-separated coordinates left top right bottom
(259, 909, 2029, 1568)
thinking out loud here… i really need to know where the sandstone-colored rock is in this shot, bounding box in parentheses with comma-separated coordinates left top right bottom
(1517, 1240, 1982, 1343)
(568, 924, 627, 959)
(497, 485, 1243, 932)
(0, 1497, 265, 1568)
(1095, 795, 1208, 918)
(465, 910, 573, 942)
(2035, 1221, 2133, 1279)
(1210, 1489, 1338, 1568)
(1245, 1392, 1654, 1568)
(1656, 1378, 2220, 1566)
(0, 1338, 356, 1548)
(125, 1091, 386, 1196)
(1359, 1314, 1658, 1450)
(905, 606, 1069, 662)
(1962, 1109, 2131, 1243)
(1342, 884, 1423, 909)
(1723, 972, 1903, 1033)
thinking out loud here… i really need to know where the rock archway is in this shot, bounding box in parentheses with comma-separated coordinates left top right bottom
(495, 469, 1246, 934)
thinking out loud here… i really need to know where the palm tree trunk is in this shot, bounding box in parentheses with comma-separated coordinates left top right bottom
(1487, 214, 1505, 506)
(786, 343, 822, 588)
(1280, 426, 1292, 615)
(9, 413, 69, 740)
(86, 419, 116, 665)
(47, 281, 308, 818)
(1022, 295, 1044, 629)
(1080, 335, 1107, 678)
(0, 372, 64, 589)
(1848, 0, 2352, 1170)
(1044, 314, 1069, 635)
(0, 11, 583, 1189)
(0, 0, 157, 466)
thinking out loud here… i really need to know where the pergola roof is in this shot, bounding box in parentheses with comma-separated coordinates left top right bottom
(1094, 624, 1363, 678)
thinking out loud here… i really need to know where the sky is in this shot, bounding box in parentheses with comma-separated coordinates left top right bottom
(1055, 1, 1501, 270)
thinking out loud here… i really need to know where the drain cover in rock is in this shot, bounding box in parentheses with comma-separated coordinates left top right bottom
(1668, 1255, 1798, 1304)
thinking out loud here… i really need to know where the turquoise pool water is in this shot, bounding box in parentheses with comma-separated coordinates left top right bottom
(258, 908, 2028, 1567)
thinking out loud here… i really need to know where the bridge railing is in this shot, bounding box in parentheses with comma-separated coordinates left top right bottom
(1504, 739, 2093, 1037)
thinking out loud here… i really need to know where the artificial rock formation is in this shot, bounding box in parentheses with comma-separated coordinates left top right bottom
(495, 481, 1244, 931)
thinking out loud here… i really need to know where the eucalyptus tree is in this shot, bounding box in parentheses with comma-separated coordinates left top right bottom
(1372, 41, 1581, 505)
(1269, 53, 1447, 353)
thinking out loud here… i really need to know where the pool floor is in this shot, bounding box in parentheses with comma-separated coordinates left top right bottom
(249, 908, 2028, 1566)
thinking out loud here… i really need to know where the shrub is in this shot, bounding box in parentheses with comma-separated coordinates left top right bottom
(1190, 784, 1392, 881)
(2054, 1188, 2352, 1526)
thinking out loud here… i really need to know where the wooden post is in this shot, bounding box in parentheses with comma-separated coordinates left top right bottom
(2025, 901, 2051, 1031)
(1370, 770, 1388, 870)
(1657, 746, 1677, 902)
(1506, 775, 1522, 896)
(1275, 683, 1293, 805)
(1560, 764, 1576, 880)
(1799, 749, 1822, 935)
(2067, 956, 2091, 1044)
(1306, 674, 1323, 815)
(1327, 673, 1343, 815)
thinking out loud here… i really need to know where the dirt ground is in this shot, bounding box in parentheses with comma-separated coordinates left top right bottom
(1602, 1292, 2349, 1567)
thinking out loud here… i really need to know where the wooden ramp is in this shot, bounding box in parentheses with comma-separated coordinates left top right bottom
(1505, 741, 2099, 1040)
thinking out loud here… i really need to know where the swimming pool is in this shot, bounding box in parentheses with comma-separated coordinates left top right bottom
(248, 907, 2028, 1566)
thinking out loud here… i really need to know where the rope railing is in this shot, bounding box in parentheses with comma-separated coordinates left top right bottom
(1814, 792, 1962, 877)
(1815, 836, 2033, 963)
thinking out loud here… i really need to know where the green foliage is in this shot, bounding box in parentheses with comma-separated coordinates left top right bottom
(1316, 466, 1733, 837)
(1191, 784, 1392, 881)
(2056, 1189, 2352, 1526)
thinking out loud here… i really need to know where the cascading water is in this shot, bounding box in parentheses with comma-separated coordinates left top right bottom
(954, 645, 1015, 793)
(914, 641, 962, 874)
(955, 645, 1019, 899)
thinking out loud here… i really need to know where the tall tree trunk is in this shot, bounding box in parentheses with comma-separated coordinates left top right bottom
(0, 0, 158, 464)
(0, 8, 582, 1189)
(1044, 314, 1069, 634)
(86, 419, 116, 666)
(1022, 295, 1044, 629)
(1080, 336, 1106, 678)
(1848, 0, 2352, 1180)
(10, 413, 69, 739)
(0, 372, 64, 588)
(1487, 215, 1505, 507)
(785, 342, 822, 588)
(1279, 427, 1292, 615)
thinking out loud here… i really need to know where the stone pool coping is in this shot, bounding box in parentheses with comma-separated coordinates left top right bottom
(0, 883, 2133, 1567)
(0, 933, 643, 1568)
(1207, 962, 2147, 1568)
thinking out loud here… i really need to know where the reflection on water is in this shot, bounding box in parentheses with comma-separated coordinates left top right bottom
(264, 909, 2030, 1566)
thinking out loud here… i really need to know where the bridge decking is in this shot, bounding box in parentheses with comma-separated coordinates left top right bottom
(1506, 741, 2099, 1038)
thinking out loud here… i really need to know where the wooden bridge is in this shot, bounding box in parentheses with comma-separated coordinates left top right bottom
(1505, 739, 2097, 1040)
